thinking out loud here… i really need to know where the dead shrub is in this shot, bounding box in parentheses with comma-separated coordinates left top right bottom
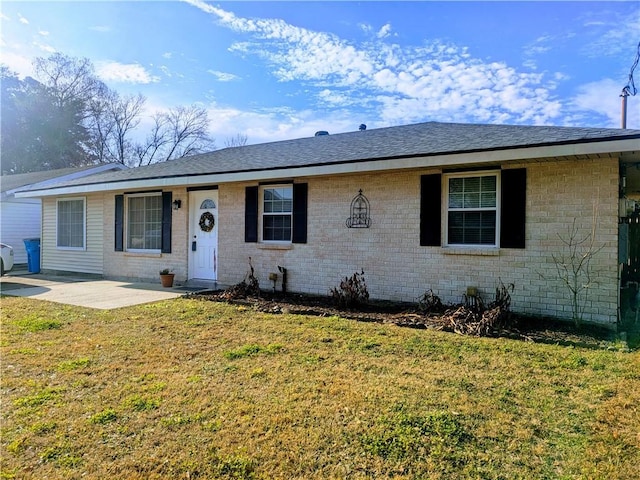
(417, 289, 445, 314)
(221, 258, 261, 300)
(440, 281, 515, 336)
(330, 270, 369, 309)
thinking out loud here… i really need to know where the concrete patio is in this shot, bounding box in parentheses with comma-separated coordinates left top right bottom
(0, 267, 212, 309)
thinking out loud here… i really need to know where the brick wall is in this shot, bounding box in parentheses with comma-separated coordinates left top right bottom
(218, 157, 619, 327)
(91, 156, 619, 327)
(102, 187, 190, 282)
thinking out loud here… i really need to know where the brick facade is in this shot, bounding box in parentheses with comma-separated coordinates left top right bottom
(94, 156, 618, 327)
(218, 157, 619, 327)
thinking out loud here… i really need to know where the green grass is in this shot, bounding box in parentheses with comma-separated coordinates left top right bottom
(1, 296, 638, 479)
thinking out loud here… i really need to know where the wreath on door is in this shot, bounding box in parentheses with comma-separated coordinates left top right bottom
(199, 212, 215, 232)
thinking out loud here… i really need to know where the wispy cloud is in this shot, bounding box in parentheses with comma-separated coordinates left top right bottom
(202, 101, 360, 143)
(96, 61, 160, 84)
(580, 7, 639, 57)
(33, 41, 56, 53)
(1, 52, 34, 77)
(90, 25, 111, 33)
(18, 14, 29, 25)
(185, 0, 563, 126)
(377, 24, 392, 39)
(207, 70, 240, 82)
(570, 78, 638, 129)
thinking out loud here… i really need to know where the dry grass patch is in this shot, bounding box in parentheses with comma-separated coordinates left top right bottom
(1, 296, 638, 479)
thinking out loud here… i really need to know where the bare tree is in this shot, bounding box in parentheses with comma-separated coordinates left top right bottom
(33, 53, 104, 112)
(133, 105, 214, 166)
(551, 204, 605, 328)
(87, 91, 145, 165)
(224, 133, 248, 148)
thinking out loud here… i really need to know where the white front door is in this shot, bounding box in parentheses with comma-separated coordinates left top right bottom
(189, 190, 218, 280)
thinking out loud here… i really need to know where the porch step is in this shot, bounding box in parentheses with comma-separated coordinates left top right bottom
(179, 279, 222, 292)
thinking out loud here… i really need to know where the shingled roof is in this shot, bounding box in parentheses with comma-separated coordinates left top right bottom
(16, 121, 640, 194)
(1, 163, 126, 197)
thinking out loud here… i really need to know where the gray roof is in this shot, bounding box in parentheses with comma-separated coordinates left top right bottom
(1, 164, 126, 194)
(18, 121, 640, 192)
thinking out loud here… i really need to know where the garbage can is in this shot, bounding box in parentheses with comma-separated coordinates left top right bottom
(23, 238, 41, 273)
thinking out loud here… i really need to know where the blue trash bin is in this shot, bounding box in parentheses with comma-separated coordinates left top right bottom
(23, 238, 41, 273)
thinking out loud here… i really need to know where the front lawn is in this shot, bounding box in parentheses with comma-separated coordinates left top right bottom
(1, 296, 638, 479)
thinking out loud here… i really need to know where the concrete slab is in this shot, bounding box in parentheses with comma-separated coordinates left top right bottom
(0, 272, 189, 309)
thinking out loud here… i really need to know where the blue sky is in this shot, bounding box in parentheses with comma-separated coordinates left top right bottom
(1, 1, 639, 146)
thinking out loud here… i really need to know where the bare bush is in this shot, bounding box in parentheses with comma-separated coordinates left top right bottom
(439, 281, 515, 336)
(330, 270, 369, 309)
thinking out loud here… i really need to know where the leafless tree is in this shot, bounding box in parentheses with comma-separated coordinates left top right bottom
(224, 133, 248, 148)
(133, 105, 214, 166)
(33, 53, 104, 112)
(551, 204, 605, 328)
(87, 92, 145, 165)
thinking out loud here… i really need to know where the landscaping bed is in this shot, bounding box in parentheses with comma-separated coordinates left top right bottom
(193, 289, 624, 350)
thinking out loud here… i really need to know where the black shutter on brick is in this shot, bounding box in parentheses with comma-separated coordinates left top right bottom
(161, 192, 172, 253)
(420, 174, 442, 246)
(245, 186, 259, 243)
(292, 183, 308, 244)
(500, 168, 526, 249)
(115, 194, 124, 252)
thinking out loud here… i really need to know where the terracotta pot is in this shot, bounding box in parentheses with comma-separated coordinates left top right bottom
(160, 273, 175, 288)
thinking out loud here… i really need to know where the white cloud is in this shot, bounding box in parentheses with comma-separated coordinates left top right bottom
(162, 52, 172, 59)
(38, 30, 49, 36)
(96, 61, 160, 84)
(33, 41, 56, 53)
(581, 7, 640, 57)
(377, 23, 392, 39)
(90, 25, 111, 32)
(18, 14, 28, 25)
(207, 70, 240, 82)
(202, 101, 361, 144)
(185, 1, 566, 126)
(358, 23, 372, 34)
(571, 78, 639, 129)
(0, 52, 34, 77)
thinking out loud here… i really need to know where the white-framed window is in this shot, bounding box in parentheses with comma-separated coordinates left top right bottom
(445, 172, 499, 246)
(57, 197, 86, 249)
(261, 185, 293, 242)
(127, 193, 162, 251)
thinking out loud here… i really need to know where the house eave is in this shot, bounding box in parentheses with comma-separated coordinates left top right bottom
(15, 138, 638, 198)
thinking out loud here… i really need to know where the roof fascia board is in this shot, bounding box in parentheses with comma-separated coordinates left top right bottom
(7, 163, 126, 197)
(16, 138, 637, 198)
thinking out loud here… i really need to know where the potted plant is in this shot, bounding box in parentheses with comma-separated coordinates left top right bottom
(159, 268, 175, 287)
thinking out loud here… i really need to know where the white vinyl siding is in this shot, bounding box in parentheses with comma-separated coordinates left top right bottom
(0, 200, 41, 264)
(56, 198, 85, 249)
(41, 195, 105, 274)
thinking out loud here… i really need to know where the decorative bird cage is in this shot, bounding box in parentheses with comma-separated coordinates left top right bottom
(346, 189, 371, 228)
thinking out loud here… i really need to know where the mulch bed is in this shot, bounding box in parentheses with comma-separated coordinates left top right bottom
(191, 289, 625, 350)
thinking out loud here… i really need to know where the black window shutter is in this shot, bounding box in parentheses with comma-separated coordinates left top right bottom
(420, 174, 442, 246)
(115, 194, 124, 252)
(292, 183, 308, 244)
(161, 192, 172, 253)
(500, 168, 526, 249)
(245, 186, 259, 243)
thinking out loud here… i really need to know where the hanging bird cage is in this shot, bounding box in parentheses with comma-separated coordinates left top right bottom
(346, 189, 371, 228)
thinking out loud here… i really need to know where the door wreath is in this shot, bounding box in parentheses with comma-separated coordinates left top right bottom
(199, 212, 215, 232)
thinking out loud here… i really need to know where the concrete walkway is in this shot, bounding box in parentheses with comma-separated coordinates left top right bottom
(0, 269, 203, 309)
